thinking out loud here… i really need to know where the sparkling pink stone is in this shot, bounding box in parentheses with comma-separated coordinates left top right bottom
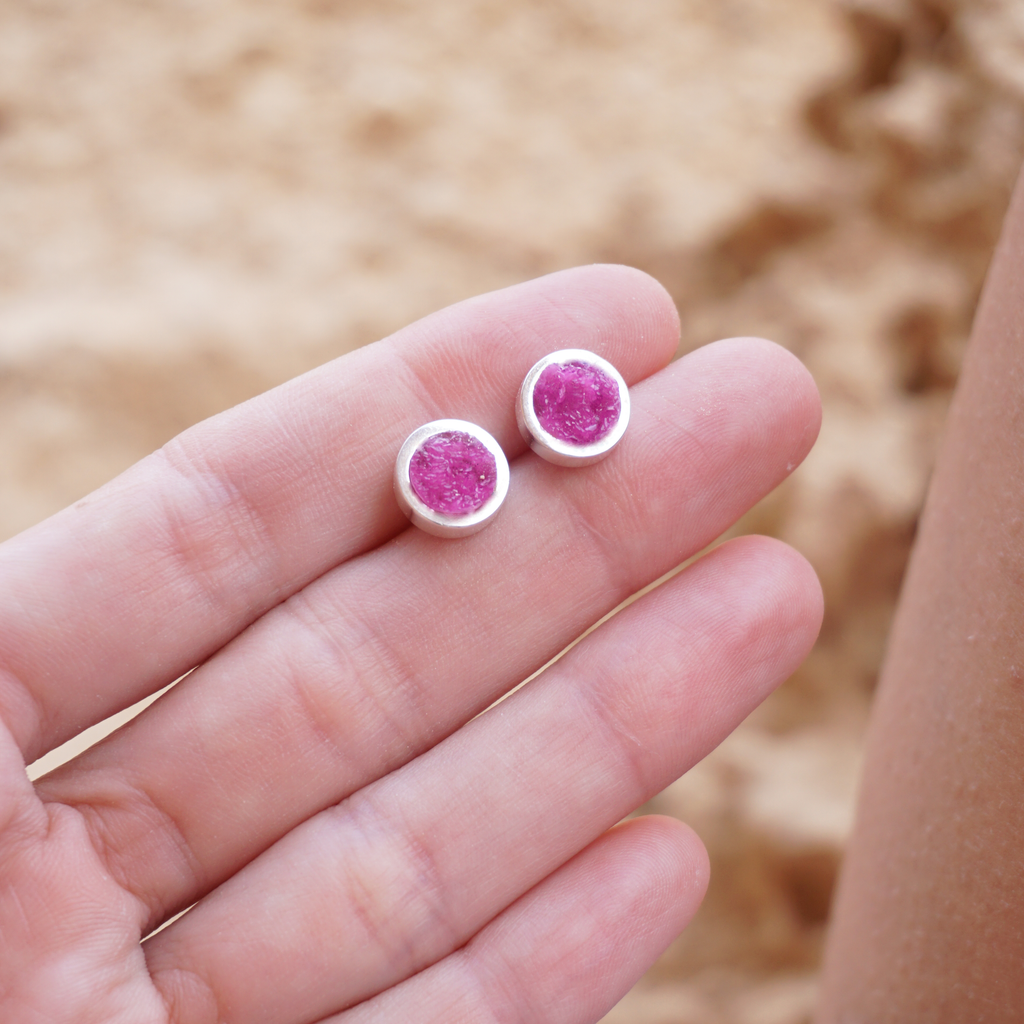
(533, 360, 621, 445)
(409, 430, 497, 515)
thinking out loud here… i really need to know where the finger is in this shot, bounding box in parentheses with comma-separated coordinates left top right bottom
(0, 264, 680, 762)
(331, 816, 708, 1024)
(0, 717, 37, 838)
(143, 536, 823, 1024)
(39, 338, 820, 930)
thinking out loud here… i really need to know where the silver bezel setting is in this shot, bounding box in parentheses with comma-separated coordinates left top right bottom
(394, 419, 510, 538)
(516, 349, 630, 467)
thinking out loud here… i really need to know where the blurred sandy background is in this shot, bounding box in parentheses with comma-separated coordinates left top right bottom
(4, 0, 1024, 1021)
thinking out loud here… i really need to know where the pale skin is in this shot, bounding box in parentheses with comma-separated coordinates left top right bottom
(0, 265, 824, 1024)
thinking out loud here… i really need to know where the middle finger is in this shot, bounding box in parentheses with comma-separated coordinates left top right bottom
(37, 336, 818, 931)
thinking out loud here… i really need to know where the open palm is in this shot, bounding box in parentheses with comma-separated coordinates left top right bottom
(0, 266, 822, 1024)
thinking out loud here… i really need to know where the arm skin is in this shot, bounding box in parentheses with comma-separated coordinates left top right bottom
(817, 165, 1024, 1020)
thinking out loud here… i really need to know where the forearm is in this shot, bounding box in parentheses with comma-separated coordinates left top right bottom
(817, 165, 1024, 1020)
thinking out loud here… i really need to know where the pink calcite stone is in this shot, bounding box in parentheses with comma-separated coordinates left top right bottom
(409, 430, 497, 515)
(533, 360, 621, 445)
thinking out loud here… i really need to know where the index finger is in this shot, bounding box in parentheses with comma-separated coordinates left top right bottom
(0, 265, 680, 763)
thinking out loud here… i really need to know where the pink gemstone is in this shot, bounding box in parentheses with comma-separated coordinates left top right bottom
(409, 430, 498, 515)
(533, 360, 621, 445)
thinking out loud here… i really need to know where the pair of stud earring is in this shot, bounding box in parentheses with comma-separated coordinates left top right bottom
(394, 349, 630, 538)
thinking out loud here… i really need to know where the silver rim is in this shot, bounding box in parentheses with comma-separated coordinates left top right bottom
(393, 419, 510, 537)
(516, 349, 630, 467)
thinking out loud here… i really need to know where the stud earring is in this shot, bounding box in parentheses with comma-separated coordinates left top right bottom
(394, 419, 509, 537)
(516, 349, 630, 466)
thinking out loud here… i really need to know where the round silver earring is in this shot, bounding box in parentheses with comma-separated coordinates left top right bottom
(394, 419, 509, 537)
(516, 349, 630, 467)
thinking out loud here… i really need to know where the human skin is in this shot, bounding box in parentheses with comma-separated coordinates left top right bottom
(0, 265, 823, 1024)
(817, 170, 1024, 1019)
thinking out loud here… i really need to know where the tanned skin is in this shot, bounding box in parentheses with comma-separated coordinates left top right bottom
(818, 167, 1024, 1020)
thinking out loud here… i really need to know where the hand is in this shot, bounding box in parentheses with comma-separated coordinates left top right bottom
(0, 265, 822, 1024)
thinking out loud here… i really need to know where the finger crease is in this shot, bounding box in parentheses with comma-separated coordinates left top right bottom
(283, 594, 428, 769)
(577, 675, 651, 800)
(154, 444, 284, 622)
(345, 797, 462, 974)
